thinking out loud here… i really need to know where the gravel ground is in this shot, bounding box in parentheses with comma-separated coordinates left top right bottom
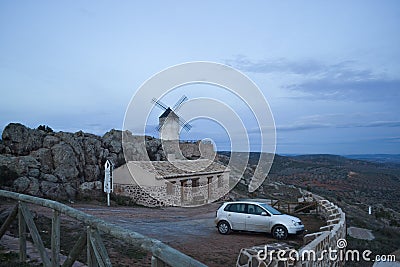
(73, 202, 324, 266)
(1, 201, 325, 267)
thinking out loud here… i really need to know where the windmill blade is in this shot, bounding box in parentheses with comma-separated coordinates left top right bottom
(155, 124, 162, 132)
(173, 95, 188, 111)
(151, 98, 168, 110)
(178, 117, 192, 132)
(182, 123, 192, 132)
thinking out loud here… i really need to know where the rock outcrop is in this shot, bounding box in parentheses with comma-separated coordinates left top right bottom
(0, 123, 207, 201)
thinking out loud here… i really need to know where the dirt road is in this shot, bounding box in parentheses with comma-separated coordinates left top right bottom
(72, 202, 323, 266)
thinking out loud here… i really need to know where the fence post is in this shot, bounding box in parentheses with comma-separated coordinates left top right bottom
(87, 226, 97, 267)
(0, 204, 18, 239)
(51, 209, 60, 267)
(152, 256, 166, 267)
(18, 202, 26, 262)
(19, 202, 51, 267)
(61, 231, 86, 267)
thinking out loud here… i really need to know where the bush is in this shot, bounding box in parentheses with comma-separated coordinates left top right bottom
(37, 125, 53, 133)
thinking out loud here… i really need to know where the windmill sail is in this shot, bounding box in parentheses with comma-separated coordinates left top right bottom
(151, 95, 192, 133)
(173, 95, 188, 111)
(151, 98, 168, 110)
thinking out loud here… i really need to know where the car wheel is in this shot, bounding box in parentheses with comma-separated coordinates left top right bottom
(217, 221, 231, 235)
(272, 225, 288, 240)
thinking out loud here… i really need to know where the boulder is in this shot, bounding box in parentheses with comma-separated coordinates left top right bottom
(31, 148, 53, 174)
(83, 165, 101, 182)
(13, 176, 31, 192)
(9, 156, 40, 177)
(40, 181, 67, 200)
(103, 129, 123, 154)
(82, 137, 103, 165)
(64, 183, 77, 199)
(51, 142, 79, 181)
(28, 168, 40, 178)
(0, 140, 5, 154)
(80, 181, 102, 191)
(41, 173, 58, 182)
(13, 176, 40, 196)
(0, 123, 209, 201)
(43, 135, 59, 148)
(1, 123, 45, 156)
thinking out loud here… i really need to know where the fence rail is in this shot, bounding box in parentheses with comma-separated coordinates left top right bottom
(0, 189, 207, 267)
(237, 195, 346, 267)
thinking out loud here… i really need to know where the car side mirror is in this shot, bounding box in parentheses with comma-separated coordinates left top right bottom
(261, 212, 269, 216)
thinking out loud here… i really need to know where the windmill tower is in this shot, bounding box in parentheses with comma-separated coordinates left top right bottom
(159, 108, 180, 140)
(152, 95, 192, 141)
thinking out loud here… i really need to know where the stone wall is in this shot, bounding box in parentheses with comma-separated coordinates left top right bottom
(114, 173, 229, 207)
(113, 184, 163, 207)
(237, 196, 346, 267)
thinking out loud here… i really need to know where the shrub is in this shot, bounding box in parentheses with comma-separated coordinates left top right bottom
(37, 125, 54, 133)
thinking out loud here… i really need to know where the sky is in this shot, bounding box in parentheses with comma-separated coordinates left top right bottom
(0, 1, 399, 154)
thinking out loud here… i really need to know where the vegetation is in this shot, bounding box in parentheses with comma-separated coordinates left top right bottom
(37, 125, 53, 133)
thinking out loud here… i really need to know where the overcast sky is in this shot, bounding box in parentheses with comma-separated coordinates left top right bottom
(1, 1, 399, 154)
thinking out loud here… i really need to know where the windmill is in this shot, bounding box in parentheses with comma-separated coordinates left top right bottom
(151, 95, 192, 141)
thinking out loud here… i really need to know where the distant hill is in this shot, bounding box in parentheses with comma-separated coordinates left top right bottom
(344, 154, 400, 164)
(218, 152, 400, 213)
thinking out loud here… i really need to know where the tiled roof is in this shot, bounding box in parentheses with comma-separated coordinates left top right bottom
(128, 159, 229, 179)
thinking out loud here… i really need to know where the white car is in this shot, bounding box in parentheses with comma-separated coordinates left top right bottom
(214, 201, 305, 239)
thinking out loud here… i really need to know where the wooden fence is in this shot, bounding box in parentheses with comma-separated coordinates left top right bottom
(271, 200, 318, 214)
(236, 196, 346, 267)
(0, 189, 207, 267)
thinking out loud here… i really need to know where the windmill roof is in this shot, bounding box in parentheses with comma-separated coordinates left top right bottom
(159, 108, 178, 119)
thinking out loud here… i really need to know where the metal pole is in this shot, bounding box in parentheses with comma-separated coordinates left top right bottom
(107, 193, 110, 207)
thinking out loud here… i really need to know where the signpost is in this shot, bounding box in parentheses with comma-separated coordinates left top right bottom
(104, 160, 114, 206)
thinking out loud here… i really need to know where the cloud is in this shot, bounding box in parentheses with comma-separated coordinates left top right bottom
(226, 56, 400, 102)
(356, 121, 400, 128)
(276, 120, 400, 132)
(226, 56, 327, 75)
(286, 78, 400, 102)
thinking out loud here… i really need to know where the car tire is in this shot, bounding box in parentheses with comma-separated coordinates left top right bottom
(272, 225, 288, 240)
(217, 221, 231, 235)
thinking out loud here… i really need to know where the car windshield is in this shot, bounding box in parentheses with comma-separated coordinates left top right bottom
(259, 203, 282, 215)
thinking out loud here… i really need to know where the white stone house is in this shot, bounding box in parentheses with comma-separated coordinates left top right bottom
(113, 159, 230, 207)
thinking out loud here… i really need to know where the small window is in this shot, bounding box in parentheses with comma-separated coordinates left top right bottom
(192, 178, 199, 192)
(192, 178, 199, 187)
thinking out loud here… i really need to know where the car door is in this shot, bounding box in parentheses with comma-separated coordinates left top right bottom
(225, 203, 246, 230)
(245, 204, 271, 232)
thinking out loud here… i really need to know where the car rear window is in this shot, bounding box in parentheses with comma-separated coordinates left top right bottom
(224, 203, 246, 213)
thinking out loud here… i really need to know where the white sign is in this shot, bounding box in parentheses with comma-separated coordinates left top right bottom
(104, 160, 113, 206)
